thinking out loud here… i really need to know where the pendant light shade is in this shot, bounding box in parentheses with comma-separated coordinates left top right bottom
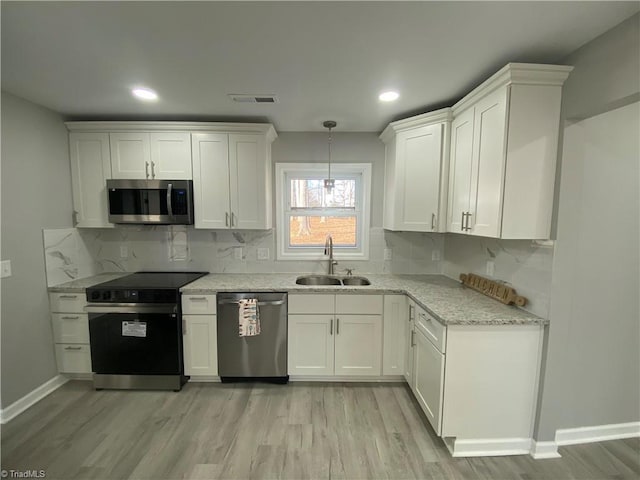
(323, 120, 337, 193)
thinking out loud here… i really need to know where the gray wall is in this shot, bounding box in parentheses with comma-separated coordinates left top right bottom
(534, 13, 640, 441)
(1, 92, 72, 407)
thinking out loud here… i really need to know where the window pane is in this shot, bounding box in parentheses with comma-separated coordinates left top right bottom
(289, 216, 357, 247)
(290, 179, 356, 208)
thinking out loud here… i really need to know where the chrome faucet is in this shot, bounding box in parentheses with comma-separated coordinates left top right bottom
(324, 235, 338, 275)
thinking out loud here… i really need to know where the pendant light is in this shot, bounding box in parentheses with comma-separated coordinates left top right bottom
(323, 120, 337, 193)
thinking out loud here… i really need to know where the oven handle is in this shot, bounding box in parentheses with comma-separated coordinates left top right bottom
(85, 304, 177, 314)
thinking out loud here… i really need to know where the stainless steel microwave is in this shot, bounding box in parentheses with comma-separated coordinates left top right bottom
(106, 179, 194, 225)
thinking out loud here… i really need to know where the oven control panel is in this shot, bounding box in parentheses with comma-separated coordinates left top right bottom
(86, 288, 178, 304)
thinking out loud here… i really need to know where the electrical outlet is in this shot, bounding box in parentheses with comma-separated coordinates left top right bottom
(486, 260, 495, 277)
(257, 248, 269, 260)
(383, 248, 392, 260)
(431, 250, 441, 261)
(1, 260, 12, 278)
(234, 247, 243, 260)
(120, 245, 129, 258)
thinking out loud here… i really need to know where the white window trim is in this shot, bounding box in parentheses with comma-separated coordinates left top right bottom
(275, 163, 371, 261)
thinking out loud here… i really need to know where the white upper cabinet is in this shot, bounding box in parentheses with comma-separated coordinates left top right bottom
(447, 63, 572, 239)
(110, 131, 191, 179)
(192, 127, 276, 230)
(381, 109, 451, 232)
(69, 132, 113, 228)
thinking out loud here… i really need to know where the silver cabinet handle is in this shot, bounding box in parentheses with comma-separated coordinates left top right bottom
(431, 213, 436, 230)
(189, 296, 207, 301)
(73, 210, 79, 225)
(225, 212, 230, 227)
(336, 318, 340, 335)
(59, 295, 78, 299)
(465, 212, 473, 231)
(231, 212, 236, 227)
(61, 316, 80, 320)
(330, 318, 333, 335)
(409, 304, 414, 321)
(182, 319, 187, 335)
(151, 161, 156, 178)
(461, 212, 465, 231)
(167, 183, 173, 216)
(411, 330, 416, 347)
(145, 161, 150, 178)
(64, 346, 82, 351)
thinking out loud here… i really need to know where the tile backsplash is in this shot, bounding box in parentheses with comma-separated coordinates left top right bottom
(42, 226, 444, 282)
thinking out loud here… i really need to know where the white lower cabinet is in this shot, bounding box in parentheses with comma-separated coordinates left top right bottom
(413, 322, 445, 435)
(288, 294, 383, 377)
(49, 293, 92, 374)
(183, 314, 218, 376)
(182, 295, 218, 378)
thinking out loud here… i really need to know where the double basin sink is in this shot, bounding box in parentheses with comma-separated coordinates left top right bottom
(295, 275, 371, 286)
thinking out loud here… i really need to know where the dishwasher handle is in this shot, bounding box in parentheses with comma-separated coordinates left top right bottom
(217, 299, 285, 307)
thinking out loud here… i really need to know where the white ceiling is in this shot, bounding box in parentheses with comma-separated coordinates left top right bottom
(2, 1, 638, 132)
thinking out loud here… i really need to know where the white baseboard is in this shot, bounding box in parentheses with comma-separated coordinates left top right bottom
(1, 375, 68, 424)
(530, 440, 561, 459)
(555, 422, 640, 446)
(445, 437, 533, 457)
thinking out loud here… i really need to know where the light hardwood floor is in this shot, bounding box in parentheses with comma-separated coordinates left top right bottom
(1, 381, 638, 480)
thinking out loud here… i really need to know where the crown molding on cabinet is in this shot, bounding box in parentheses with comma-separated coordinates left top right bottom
(451, 63, 573, 116)
(65, 121, 278, 143)
(379, 107, 452, 143)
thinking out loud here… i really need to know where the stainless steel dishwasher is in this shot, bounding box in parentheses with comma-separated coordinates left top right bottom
(217, 292, 288, 383)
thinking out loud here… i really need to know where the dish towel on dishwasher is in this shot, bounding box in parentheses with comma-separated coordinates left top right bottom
(238, 298, 261, 337)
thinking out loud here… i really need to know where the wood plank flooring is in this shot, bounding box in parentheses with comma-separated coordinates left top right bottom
(1, 381, 638, 480)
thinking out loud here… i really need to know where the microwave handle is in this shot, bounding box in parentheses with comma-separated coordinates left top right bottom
(167, 183, 173, 216)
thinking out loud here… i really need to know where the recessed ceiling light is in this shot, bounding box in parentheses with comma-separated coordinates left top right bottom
(132, 87, 158, 101)
(379, 91, 400, 102)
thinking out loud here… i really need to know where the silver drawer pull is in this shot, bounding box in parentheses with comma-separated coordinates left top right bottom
(64, 346, 83, 351)
(61, 316, 80, 320)
(59, 295, 78, 299)
(188, 297, 208, 301)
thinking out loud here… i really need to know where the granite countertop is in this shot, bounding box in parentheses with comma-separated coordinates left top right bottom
(48, 272, 129, 293)
(180, 273, 547, 326)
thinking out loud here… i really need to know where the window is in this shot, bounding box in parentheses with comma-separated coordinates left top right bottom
(276, 163, 371, 260)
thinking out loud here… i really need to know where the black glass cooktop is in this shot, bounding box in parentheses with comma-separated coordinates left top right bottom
(87, 271, 208, 303)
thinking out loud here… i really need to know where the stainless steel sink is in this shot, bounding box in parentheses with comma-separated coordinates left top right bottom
(341, 276, 371, 286)
(295, 275, 342, 286)
(295, 275, 371, 286)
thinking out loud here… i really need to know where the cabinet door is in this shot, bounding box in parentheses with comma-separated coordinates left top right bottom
(228, 134, 271, 229)
(469, 87, 508, 237)
(183, 314, 218, 376)
(413, 326, 445, 435)
(191, 133, 231, 229)
(69, 133, 113, 228)
(288, 315, 334, 376)
(383, 295, 407, 375)
(150, 132, 192, 179)
(404, 301, 416, 386)
(396, 124, 443, 231)
(448, 108, 474, 233)
(110, 133, 151, 179)
(334, 315, 382, 376)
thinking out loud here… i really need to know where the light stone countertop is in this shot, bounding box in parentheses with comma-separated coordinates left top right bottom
(180, 273, 547, 326)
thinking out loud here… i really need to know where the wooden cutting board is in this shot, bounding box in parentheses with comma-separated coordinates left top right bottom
(459, 273, 527, 307)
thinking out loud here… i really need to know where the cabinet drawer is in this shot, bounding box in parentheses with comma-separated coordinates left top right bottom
(49, 292, 87, 313)
(335, 295, 383, 315)
(416, 307, 446, 353)
(288, 294, 334, 314)
(54, 344, 92, 374)
(182, 294, 217, 314)
(51, 313, 89, 344)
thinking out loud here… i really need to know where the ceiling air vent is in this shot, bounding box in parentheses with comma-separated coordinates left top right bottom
(228, 94, 278, 104)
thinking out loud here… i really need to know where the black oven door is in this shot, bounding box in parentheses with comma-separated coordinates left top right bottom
(87, 304, 183, 375)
